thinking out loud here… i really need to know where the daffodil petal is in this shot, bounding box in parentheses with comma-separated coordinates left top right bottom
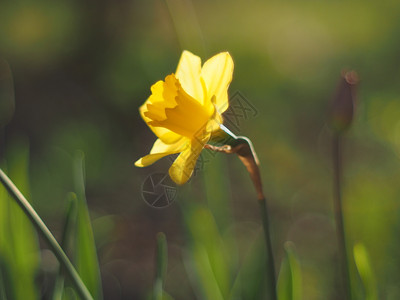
(135, 153, 170, 167)
(201, 52, 234, 114)
(175, 50, 204, 103)
(135, 138, 187, 167)
(150, 137, 187, 154)
(168, 133, 210, 184)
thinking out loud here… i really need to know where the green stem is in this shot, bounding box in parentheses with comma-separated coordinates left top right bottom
(259, 197, 277, 300)
(153, 232, 167, 300)
(332, 135, 352, 300)
(209, 125, 277, 298)
(0, 168, 93, 300)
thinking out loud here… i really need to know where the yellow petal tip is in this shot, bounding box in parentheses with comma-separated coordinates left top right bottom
(134, 159, 144, 167)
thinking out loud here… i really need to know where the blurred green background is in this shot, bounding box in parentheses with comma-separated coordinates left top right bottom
(1, 0, 400, 299)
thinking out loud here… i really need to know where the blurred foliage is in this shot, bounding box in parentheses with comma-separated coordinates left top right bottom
(0, 144, 103, 299)
(52, 193, 78, 300)
(0, 140, 39, 300)
(183, 203, 230, 300)
(277, 242, 302, 300)
(1, 0, 400, 298)
(353, 242, 378, 300)
(152, 232, 169, 300)
(73, 152, 103, 300)
(0, 59, 14, 128)
(0, 0, 82, 67)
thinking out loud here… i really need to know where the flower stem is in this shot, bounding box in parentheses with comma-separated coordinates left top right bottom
(208, 127, 277, 299)
(153, 232, 167, 300)
(258, 196, 277, 300)
(332, 135, 352, 300)
(0, 168, 93, 300)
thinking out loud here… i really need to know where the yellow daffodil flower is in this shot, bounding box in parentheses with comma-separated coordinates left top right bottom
(135, 50, 234, 184)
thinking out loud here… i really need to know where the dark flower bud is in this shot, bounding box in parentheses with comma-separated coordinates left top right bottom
(329, 70, 358, 134)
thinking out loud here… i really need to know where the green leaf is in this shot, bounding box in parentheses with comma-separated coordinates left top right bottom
(52, 194, 78, 300)
(0, 139, 39, 300)
(153, 232, 168, 300)
(73, 151, 103, 300)
(183, 204, 230, 300)
(183, 246, 224, 300)
(277, 241, 302, 300)
(0, 255, 15, 300)
(229, 231, 268, 300)
(353, 243, 378, 300)
(203, 154, 232, 233)
(63, 287, 78, 300)
(161, 291, 175, 300)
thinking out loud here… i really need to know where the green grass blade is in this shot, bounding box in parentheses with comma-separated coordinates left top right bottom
(353, 243, 378, 300)
(277, 242, 302, 300)
(0, 266, 6, 300)
(183, 204, 230, 300)
(52, 194, 78, 300)
(73, 151, 103, 300)
(0, 140, 39, 300)
(63, 287, 78, 300)
(0, 164, 13, 299)
(60, 194, 79, 251)
(203, 155, 232, 231)
(229, 231, 268, 300)
(0, 256, 15, 299)
(153, 232, 168, 300)
(0, 156, 92, 299)
(183, 246, 224, 300)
